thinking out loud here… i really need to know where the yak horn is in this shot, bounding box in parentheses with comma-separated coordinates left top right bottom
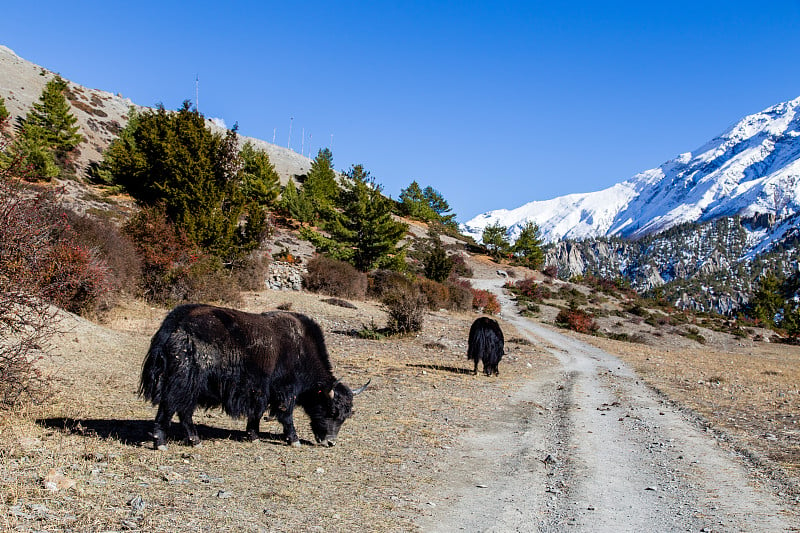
(352, 378, 371, 395)
(329, 379, 342, 399)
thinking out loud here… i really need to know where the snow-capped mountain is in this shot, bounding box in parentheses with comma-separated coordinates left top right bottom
(462, 96, 800, 247)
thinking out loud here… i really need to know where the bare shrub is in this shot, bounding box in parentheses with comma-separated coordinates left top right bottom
(0, 181, 65, 404)
(231, 251, 270, 291)
(383, 285, 427, 334)
(450, 253, 473, 278)
(160, 256, 242, 306)
(303, 255, 368, 300)
(368, 269, 413, 300)
(416, 278, 450, 310)
(446, 279, 474, 312)
(65, 212, 141, 293)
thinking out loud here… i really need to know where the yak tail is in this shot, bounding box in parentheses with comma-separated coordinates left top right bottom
(138, 327, 174, 404)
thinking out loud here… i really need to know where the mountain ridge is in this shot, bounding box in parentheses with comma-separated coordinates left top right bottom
(463, 96, 800, 255)
(0, 45, 314, 187)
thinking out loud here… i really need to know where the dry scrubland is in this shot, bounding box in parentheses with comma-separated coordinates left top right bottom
(0, 288, 553, 531)
(587, 334, 800, 485)
(2, 266, 800, 531)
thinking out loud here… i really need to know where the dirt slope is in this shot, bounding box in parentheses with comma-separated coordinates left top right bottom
(2, 259, 800, 531)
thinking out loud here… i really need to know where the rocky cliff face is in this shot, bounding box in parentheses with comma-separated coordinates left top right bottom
(543, 214, 798, 314)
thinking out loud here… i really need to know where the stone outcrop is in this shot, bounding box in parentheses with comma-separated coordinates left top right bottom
(266, 262, 306, 291)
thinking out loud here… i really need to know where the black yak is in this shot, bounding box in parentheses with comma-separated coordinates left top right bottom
(467, 316, 504, 376)
(139, 304, 369, 450)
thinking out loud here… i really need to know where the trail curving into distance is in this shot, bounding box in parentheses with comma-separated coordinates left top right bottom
(417, 275, 798, 532)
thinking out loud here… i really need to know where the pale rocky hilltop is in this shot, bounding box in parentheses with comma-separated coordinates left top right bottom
(0, 45, 312, 186)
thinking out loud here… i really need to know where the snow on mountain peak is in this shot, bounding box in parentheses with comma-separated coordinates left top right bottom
(462, 96, 800, 247)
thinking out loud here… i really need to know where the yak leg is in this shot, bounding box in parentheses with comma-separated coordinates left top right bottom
(472, 359, 479, 375)
(153, 402, 175, 451)
(246, 409, 265, 441)
(177, 408, 201, 447)
(276, 410, 300, 446)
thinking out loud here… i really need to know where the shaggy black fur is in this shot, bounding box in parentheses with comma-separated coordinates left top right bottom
(139, 304, 362, 449)
(466, 316, 505, 376)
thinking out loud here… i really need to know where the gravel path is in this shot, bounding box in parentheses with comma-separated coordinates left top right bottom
(417, 275, 799, 532)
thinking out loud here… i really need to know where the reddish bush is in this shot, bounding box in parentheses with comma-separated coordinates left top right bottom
(0, 173, 112, 404)
(513, 277, 552, 302)
(123, 205, 209, 303)
(555, 307, 598, 334)
(471, 288, 501, 315)
(416, 278, 449, 310)
(41, 242, 111, 314)
(123, 204, 198, 276)
(449, 253, 474, 278)
(304, 254, 367, 300)
(64, 211, 141, 305)
(543, 265, 558, 279)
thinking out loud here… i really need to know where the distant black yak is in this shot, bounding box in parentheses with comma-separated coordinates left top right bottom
(139, 304, 369, 450)
(467, 316, 504, 376)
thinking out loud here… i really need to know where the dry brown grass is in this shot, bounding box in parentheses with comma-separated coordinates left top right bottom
(1, 290, 553, 532)
(5, 253, 800, 530)
(581, 333, 800, 485)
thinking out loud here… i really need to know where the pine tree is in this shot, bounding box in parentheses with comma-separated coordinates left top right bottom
(239, 141, 280, 208)
(512, 221, 545, 269)
(482, 222, 510, 260)
(303, 148, 339, 219)
(748, 273, 783, 327)
(322, 164, 408, 271)
(278, 179, 315, 223)
(18, 75, 83, 167)
(399, 180, 437, 220)
(99, 101, 257, 260)
(0, 95, 9, 130)
(424, 244, 454, 282)
(422, 185, 457, 227)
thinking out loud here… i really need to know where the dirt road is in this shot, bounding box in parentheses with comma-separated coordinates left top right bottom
(417, 276, 799, 532)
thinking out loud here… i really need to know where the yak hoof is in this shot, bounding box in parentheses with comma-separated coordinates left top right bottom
(156, 443, 168, 451)
(290, 440, 302, 448)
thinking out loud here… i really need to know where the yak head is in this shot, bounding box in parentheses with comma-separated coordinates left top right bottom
(308, 379, 370, 446)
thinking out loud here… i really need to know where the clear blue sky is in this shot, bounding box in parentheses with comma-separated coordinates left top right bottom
(5, 1, 800, 222)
